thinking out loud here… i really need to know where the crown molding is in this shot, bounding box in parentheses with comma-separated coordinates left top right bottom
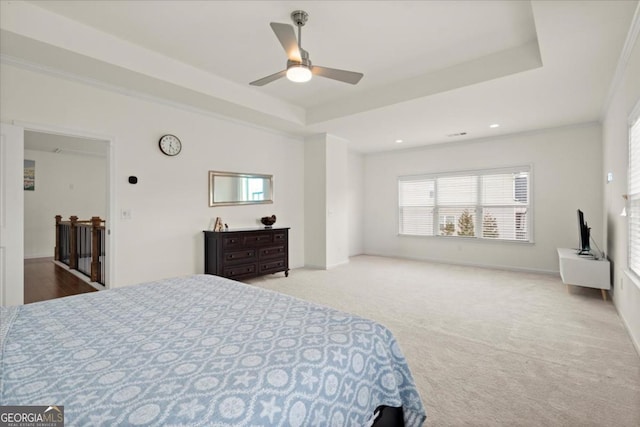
(601, 1, 640, 118)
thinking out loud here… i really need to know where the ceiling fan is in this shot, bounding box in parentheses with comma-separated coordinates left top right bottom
(250, 10, 364, 86)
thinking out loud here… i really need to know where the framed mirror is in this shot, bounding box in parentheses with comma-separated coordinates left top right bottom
(209, 171, 273, 206)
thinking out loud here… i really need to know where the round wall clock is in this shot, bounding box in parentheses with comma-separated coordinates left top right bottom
(158, 134, 182, 156)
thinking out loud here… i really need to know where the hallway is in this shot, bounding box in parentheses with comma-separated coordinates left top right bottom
(24, 257, 97, 304)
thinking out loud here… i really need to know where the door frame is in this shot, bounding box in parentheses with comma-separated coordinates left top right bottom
(1, 123, 24, 306)
(16, 120, 116, 289)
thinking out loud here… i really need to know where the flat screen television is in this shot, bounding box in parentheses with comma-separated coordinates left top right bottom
(577, 209, 591, 255)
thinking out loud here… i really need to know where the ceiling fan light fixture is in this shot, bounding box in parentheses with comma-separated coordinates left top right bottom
(249, 10, 363, 87)
(286, 64, 312, 82)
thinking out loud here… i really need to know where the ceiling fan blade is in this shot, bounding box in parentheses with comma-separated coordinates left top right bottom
(249, 70, 287, 86)
(312, 66, 363, 85)
(270, 22, 302, 62)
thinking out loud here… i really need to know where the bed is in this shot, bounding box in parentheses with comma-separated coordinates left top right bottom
(1, 274, 426, 426)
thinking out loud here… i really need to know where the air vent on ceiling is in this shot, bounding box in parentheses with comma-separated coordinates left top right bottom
(447, 132, 468, 137)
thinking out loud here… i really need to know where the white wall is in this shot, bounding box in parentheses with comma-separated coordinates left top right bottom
(602, 18, 640, 353)
(1, 63, 305, 287)
(304, 134, 326, 268)
(23, 149, 106, 258)
(303, 133, 350, 269)
(348, 150, 364, 256)
(325, 134, 349, 268)
(363, 124, 603, 272)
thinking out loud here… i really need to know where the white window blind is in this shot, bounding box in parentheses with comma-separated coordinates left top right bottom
(399, 166, 531, 242)
(629, 114, 640, 277)
(399, 178, 435, 235)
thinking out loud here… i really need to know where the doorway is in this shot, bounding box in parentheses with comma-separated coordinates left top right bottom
(16, 123, 116, 300)
(23, 130, 110, 301)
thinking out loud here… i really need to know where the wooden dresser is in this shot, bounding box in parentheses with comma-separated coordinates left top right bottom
(203, 227, 289, 280)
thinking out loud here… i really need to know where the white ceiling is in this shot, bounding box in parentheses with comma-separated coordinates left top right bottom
(24, 131, 108, 157)
(1, 1, 638, 152)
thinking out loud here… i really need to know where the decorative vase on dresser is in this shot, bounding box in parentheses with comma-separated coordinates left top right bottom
(203, 227, 289, 280)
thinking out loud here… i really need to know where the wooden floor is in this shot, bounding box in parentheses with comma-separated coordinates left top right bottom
(24, 257, 97, 304)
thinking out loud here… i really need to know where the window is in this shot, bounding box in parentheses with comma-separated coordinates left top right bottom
(399, 166, 531, 242)
(514, 176, 528, 203)
(629, 112, 640, 277)
(399, 179, 434, 235)
(246, 178, 264, 201)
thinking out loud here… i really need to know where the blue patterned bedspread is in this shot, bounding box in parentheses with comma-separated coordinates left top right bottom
(1, 274, 426, 426)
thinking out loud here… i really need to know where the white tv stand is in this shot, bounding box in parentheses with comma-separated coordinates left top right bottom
(557, 248, 610, 301)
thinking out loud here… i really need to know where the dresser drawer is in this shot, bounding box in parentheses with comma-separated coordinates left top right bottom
(260, 259, 285, 274)
(223, 249, 257, 264)
(222, 235, 243, 249)
(244, 233, 273, 246)
(223, 263, 257, 278)
(260, 245, 286, 260)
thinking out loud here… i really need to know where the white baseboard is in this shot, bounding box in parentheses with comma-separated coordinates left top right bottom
(24, 254, 54, 260)
(361, 251, 559, 275)
(613, 270, 640, 357)
(303, 264, 327, 270)
(304, 259, 350, 270)
(617, 307, 640, 358)
(326, 259, 350, 269)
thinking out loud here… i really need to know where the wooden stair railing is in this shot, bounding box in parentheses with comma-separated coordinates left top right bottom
(55, 215, 106, 284)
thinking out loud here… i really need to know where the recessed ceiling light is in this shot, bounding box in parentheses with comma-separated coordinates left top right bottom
(489, 124, 500, 128)
(395, 139, 404, 144)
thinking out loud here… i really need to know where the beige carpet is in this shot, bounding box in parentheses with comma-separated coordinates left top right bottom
(246, 255, 640, 426)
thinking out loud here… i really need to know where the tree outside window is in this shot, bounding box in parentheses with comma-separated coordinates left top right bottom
(458, 209, 475, 236)
(439, 215, 456, 236)
(483, 212, 499, 238)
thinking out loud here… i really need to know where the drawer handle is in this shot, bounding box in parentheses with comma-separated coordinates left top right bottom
(229, 267, 254, 275)
(229, 252, 253, 260)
